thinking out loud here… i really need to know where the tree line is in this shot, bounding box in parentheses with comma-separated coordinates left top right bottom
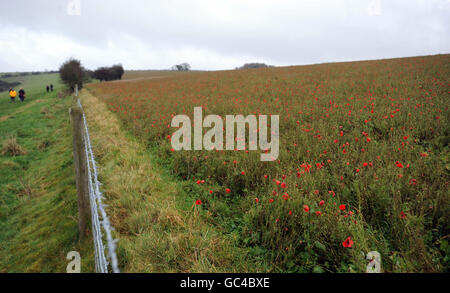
(90, 65, 125, 82)
(59, 58, 125, 92)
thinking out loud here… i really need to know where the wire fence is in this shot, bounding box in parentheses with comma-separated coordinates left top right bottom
(72, 89, 120, 273)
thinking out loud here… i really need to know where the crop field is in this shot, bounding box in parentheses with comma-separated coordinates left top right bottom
(88, 55, 450, 273)
(120, 70, 185, 81)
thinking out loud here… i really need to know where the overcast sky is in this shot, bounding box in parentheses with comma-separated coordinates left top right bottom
(0, 0, 449, 72)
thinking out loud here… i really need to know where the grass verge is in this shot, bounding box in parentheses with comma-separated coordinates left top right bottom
(80, 89, 268, 272)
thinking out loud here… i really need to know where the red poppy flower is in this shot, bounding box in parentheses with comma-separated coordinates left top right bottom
(303, 205, 310, 212)
(342, 237, 354, 248)
(226, 188, 231, 194)
(281, 182, 287, 189)
(339, 204, 346, 211)
(400, 211, 407, 219)
(195, 200, 202, 205)
(319, 200, 325, 206)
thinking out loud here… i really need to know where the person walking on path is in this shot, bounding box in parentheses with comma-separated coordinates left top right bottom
(9, 88, 16, 102)
(46, 85, 50, 93)
(50, 84, 54, 92)
(19, 88, 26, 102)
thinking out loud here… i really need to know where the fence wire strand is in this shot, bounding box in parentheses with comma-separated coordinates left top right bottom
(77, 99, 120, 273)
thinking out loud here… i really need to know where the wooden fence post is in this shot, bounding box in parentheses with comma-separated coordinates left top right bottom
(70, 94, 91, 240)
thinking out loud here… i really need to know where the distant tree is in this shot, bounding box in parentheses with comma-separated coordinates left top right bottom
(237, 63, 270, 70)
(110, 64, 125, 80)
(59, 58, 85, 91)
(93, 67, 108, 81)
(92, 64, 124, 82)
(171, 63, 191, 71)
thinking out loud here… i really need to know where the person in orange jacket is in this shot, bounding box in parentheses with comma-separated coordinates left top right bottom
(9, 88, 17, 102)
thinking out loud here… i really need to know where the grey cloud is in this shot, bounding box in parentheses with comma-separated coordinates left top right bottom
(0, 0, 449, 71)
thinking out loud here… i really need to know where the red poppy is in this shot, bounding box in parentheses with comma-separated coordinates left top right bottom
(226, 188, 231, 193)
(303, 205, 310, 212)
(195, 200, 202, 205)
(400, 211, 407, 219)
(339, 204, 346, 211)
(319, 200, 325, 206)
(342, 237, 354, 248)
(281, 182, 287, 189)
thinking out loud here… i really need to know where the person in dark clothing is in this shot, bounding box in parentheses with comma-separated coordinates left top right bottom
(46, 85, 50, 93)
(19, 89, 26, 102)
(50, 84, 54, 92)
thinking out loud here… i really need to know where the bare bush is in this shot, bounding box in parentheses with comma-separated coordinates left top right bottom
(1, 135, 27, 156)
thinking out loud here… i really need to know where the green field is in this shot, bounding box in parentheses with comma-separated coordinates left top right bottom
(0, 74, 94, 272)
(0, 73, 61, 94)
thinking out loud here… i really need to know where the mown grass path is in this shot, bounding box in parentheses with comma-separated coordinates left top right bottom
(0, 87, 94, 272)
